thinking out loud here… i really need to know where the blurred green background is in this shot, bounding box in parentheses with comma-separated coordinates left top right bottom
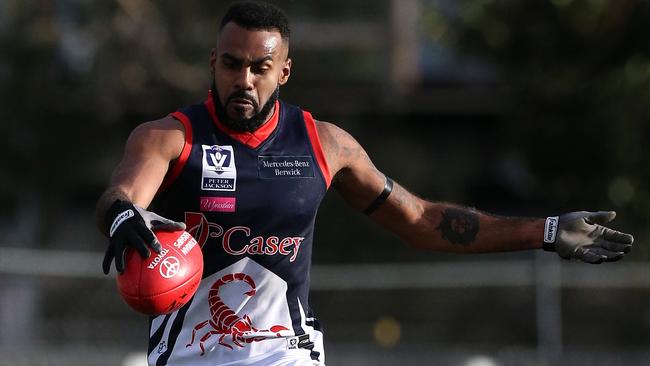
(0, 0, 648, 365)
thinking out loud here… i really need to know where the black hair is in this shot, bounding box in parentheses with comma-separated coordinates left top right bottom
(220, 1, 291, 40)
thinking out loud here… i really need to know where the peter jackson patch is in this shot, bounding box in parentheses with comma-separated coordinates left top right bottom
(202, 145, 237, 191)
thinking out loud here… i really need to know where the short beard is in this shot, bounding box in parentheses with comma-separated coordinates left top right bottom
(211, 80, 280, 132)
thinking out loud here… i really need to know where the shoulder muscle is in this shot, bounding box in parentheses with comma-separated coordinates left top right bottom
(125, 116, 185, 162)
(315, 119, 427, 233)
(315, 119, 385, 210)
(109, 115, 185, 207)
(315, 120, 370, 176)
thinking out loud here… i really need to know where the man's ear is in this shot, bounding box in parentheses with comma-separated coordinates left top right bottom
(279, 58, 292, 85)
(209, 48, 217, 74)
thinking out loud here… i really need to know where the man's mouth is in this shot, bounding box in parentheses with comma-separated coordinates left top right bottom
(229, 97, 255, 109)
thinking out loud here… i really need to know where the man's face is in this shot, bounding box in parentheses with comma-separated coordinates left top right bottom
(210, 22, 291, 125)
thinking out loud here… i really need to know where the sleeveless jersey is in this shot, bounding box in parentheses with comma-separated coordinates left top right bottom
(147, 93, 331, 366)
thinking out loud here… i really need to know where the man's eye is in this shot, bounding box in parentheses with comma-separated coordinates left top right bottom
(222, 61, 238, 69)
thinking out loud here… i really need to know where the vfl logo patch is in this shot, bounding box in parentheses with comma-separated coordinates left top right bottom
(202, 145, 236, 191)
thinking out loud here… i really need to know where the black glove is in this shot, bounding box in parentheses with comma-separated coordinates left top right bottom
(102, 200, 186, 274)
(543, 211, 634, 264)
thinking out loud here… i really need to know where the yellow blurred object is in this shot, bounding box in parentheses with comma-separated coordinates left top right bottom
(372, 316, 401, 348)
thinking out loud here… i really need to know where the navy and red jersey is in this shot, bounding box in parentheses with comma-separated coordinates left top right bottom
(147, 92, 331, 366)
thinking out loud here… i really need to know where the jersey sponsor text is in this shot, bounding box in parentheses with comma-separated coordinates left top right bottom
(185, 212, 304, 262)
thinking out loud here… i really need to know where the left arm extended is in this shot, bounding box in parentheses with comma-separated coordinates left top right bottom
(376, 197, 545, 254)
(344, 173, 546, 254)
(316, 121, 633, 262)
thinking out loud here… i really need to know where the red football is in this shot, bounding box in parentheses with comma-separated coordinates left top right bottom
(117, 230, 203, 315)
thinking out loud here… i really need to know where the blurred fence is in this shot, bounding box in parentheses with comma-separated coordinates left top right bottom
(1, 247, 649, 366)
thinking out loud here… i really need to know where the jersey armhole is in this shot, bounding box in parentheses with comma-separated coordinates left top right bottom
(303, 111, 332, 189)
(158, 111, 193, 192)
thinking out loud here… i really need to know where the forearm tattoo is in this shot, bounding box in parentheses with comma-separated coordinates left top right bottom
(436, 207, 480, 246)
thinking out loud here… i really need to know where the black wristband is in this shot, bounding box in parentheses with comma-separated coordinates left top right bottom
(363, 177, 394, 216)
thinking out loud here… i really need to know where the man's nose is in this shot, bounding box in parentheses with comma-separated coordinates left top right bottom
(234, 67, 254, 90)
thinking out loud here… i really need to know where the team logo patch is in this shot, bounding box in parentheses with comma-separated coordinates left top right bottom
(287, 334, 312, 350)
(202, 145, 237, 191)
(157, 341, 167, 354)
(186, 271, 290, 354)
(176, 258, 293, 359)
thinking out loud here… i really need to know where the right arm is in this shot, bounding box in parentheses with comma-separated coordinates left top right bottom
(95, 116, 185, 236)
(97, 115, 189, 274)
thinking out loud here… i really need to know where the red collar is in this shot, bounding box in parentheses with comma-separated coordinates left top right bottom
(204, 90, 280, 149)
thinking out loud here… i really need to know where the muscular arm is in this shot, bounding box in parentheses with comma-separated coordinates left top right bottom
(316, 121, 544, 253)
(95, 116, 185, 236)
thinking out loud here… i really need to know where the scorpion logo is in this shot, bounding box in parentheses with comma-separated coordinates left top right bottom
(186, 272, 289, 355)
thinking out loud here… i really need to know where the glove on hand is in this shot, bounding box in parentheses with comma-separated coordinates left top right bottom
(102, 200, 186, 274)
(543, 211, 634, 264)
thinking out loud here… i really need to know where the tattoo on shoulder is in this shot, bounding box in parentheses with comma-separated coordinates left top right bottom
(437, 207, 479, 246)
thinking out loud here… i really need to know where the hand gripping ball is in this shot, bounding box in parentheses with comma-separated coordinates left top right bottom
(117, 230, 203, 315)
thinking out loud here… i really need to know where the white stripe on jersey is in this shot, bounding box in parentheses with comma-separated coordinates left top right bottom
(296, 298, 325, 366)
(148, 311, 180, 364)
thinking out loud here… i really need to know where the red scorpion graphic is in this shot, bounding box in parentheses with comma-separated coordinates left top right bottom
(186, 273, 289, 355)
